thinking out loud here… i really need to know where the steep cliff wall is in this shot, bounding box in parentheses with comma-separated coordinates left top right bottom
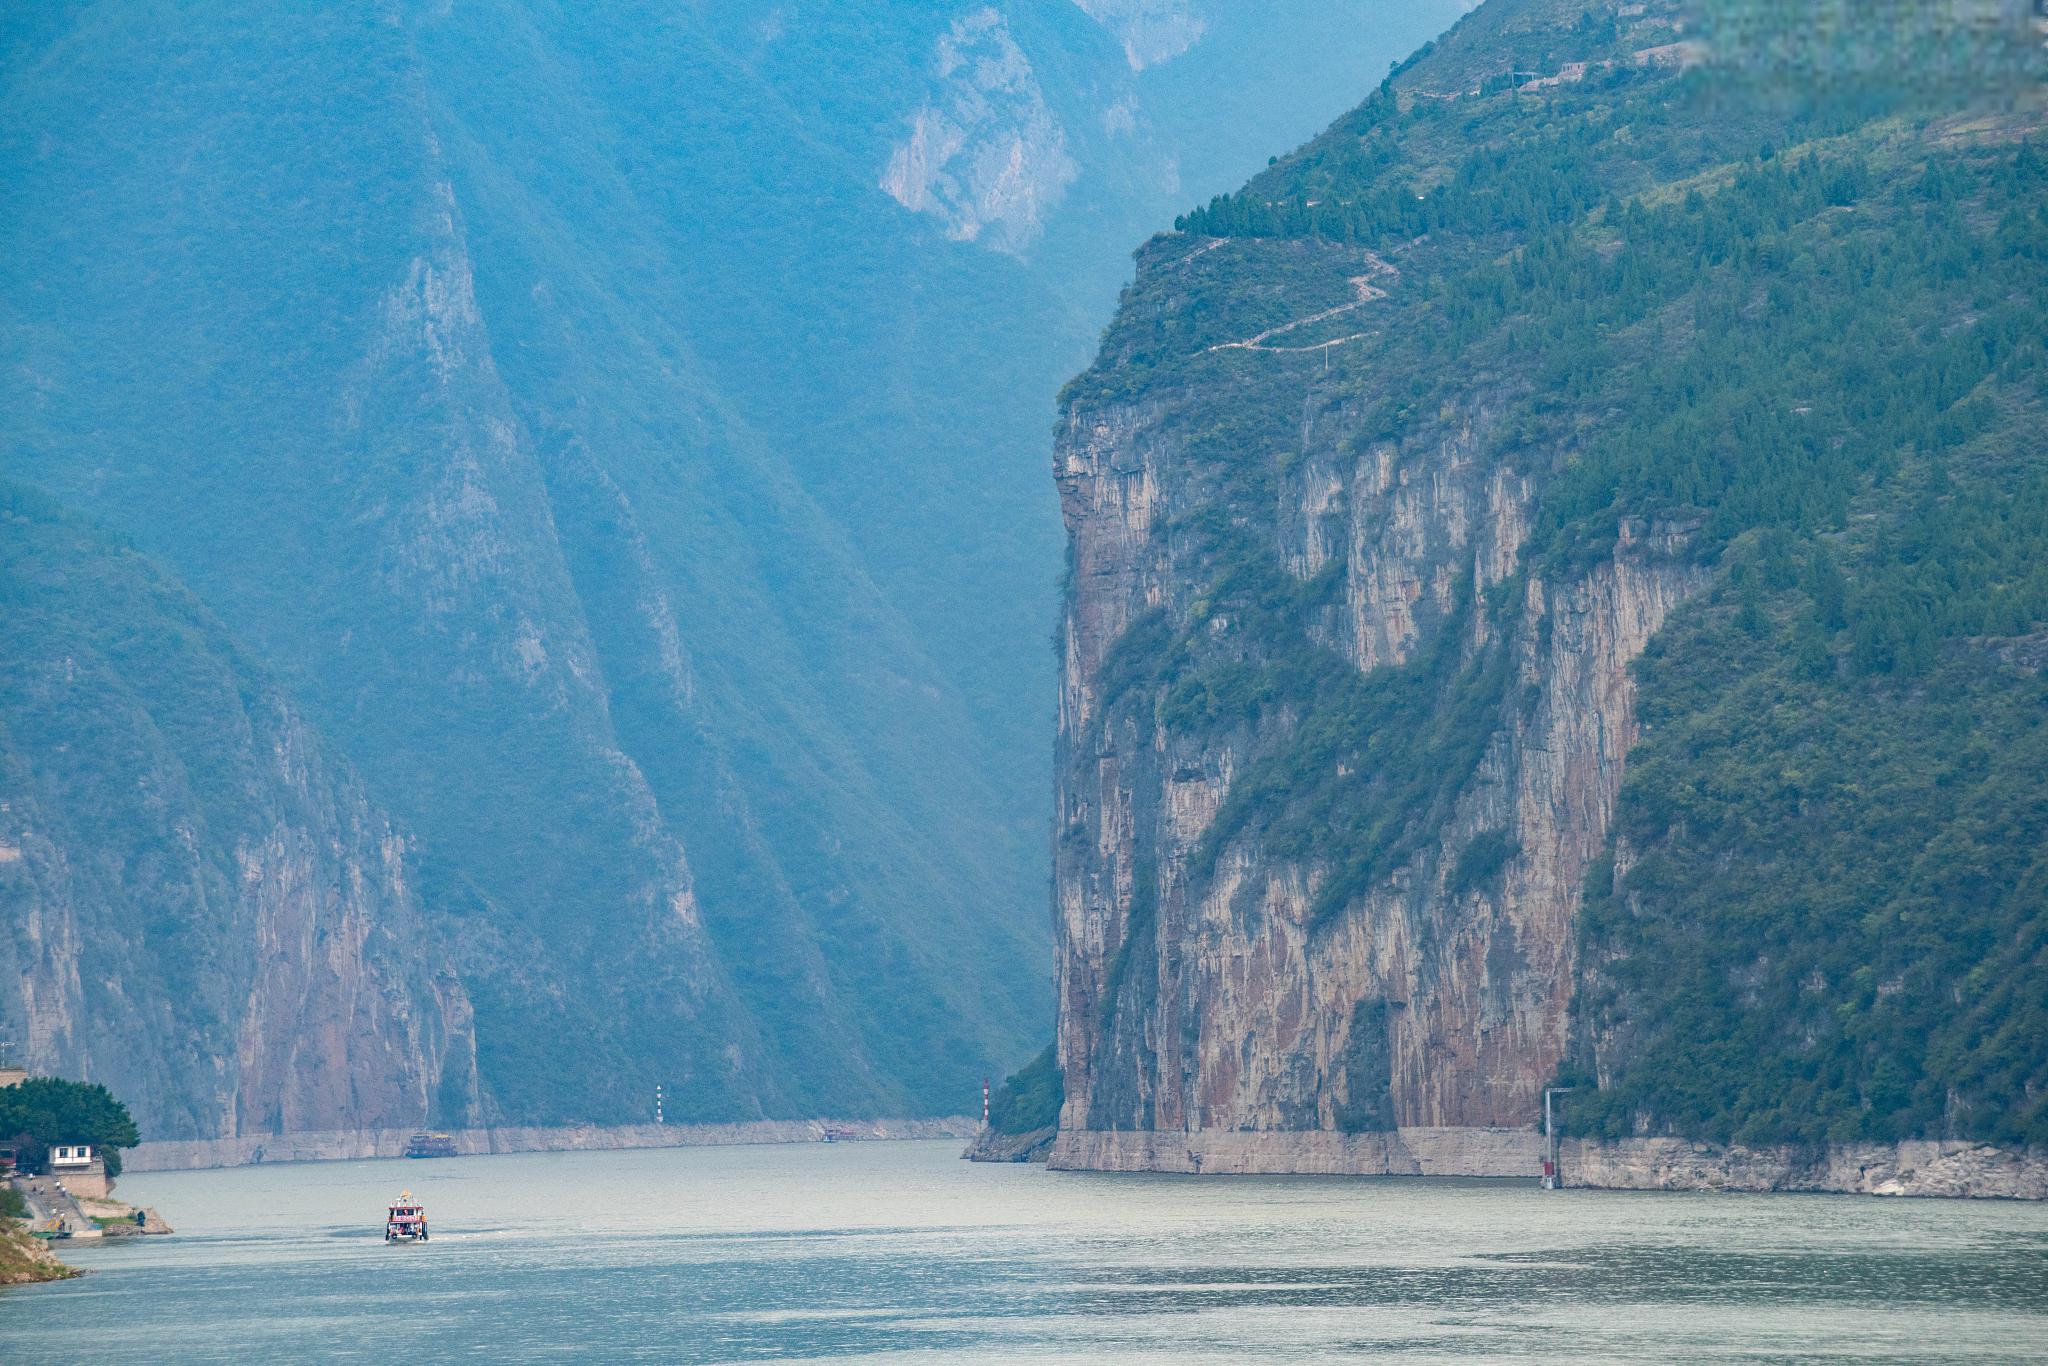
(0, 491, 480, 1141)
(1051, 281, 1699, 1165)
(1049, 0, 2048, 1180)
(0, 0, 1466, 1133)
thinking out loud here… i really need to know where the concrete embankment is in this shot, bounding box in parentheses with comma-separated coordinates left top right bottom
(0, 1171, 163, 1286)
(126, 1116, 978, 1173)
(11, 1174, 173, 1241)
(1045, 1127, 2048, 1198)
(79, 1196, 173, 1236)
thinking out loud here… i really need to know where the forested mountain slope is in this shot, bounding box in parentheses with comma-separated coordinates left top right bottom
(0, 487, 494, 1139)
(0, 1, 1463, 1138)
(1048, 0, 2048, 1185)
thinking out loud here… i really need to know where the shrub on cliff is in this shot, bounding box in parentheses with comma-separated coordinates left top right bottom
(988, 1047, 1063, 1135)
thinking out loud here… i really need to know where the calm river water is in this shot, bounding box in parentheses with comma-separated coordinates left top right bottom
(4, 1140, 2046, 1362)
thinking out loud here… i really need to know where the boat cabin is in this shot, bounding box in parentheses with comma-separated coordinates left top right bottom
(385, 1191, 430, 1243)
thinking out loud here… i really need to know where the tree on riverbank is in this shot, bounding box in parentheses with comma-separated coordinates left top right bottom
(0, 1078, 141, 1177)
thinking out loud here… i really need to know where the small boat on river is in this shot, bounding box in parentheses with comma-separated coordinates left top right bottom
(404, 1131, 457, 1158)
(385, 1192, 429, 1243)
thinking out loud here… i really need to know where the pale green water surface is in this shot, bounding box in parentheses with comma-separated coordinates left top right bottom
(4, 1140, 2045, 1362)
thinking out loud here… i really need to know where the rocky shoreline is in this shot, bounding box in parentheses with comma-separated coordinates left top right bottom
(0, 1223, 78, 1287)
(114, 1113, 2048, 1198)
(125, 1116, 978, 1173)
(1032, 1127, 2048, 1199)
(1047, 1127, 1540, 1176)
(961, 1126, 1056, 1163)
(1561, 1137, 2048, 1200)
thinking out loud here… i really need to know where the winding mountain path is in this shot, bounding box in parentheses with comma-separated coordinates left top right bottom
(1206, 251, 1398, 354)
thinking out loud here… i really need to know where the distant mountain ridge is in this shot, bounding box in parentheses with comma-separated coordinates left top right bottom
(0, 486, 487, 1139)
(0, 0, 1465, 1139)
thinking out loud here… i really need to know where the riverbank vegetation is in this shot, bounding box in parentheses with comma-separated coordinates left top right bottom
(0, 1078, 141, 1176)
(0, 1223, 76, 1287)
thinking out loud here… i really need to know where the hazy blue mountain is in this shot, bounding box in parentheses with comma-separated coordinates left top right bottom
(0, 484, 500, 1139)
(0, 0, 1464, 1136)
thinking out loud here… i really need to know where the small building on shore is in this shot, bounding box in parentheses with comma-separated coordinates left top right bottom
(49, 1145, 111, 1200)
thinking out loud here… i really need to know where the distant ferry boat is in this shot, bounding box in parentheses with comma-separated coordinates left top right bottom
(385, 1193, 429, 1244)
(404, 1131, 457, 1158)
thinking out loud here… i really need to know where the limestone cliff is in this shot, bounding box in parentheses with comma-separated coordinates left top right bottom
(1046, 0, 2048, 1183)
(0, 491, 481, 1141)
(881, 9, 1078, 252)
(1051, 287, 1698, 1166)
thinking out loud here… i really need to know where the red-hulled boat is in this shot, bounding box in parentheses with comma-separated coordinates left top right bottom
(384, 1192, 429, 1243)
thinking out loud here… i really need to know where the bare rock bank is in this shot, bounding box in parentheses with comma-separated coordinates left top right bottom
(1049, 1127, 1540, 1176)
(127, 1116, 977, 1173)
(0, 1223, 77, 1286)
(1041, 1125, 2046, 1198)
(1563, 1138, 2048, 1200)
(962, 1126, 1057, 1163)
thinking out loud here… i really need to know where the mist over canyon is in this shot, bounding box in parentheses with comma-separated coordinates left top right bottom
(0, 1, 1468, 1141)
(6, 0, 2045, 1204)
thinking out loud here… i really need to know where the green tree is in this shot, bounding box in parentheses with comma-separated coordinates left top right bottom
(986, 1047, 1063, 1135)
(0, 1078, 143, 1178)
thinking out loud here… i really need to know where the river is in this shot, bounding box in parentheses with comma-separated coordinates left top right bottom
(3, 1140, 2045, 1362)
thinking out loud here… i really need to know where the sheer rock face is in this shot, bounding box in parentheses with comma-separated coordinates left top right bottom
(1049, 374, 1700, 1169)
(1070, 0, 1207, 71)
(0, 558, 480, 1141)
(882, 9, 1079, 252)
(223, 749, 481, 1140)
